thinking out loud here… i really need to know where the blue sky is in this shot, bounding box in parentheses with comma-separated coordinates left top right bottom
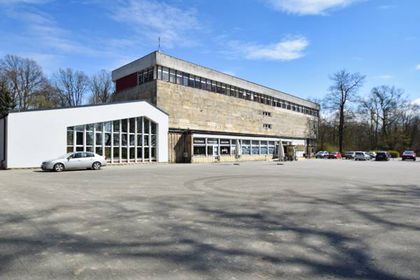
(0, 0, 419, 103)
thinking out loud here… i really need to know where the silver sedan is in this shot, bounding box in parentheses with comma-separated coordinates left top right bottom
(41, 152, 107, 172)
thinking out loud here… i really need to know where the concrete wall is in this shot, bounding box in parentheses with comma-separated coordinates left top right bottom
(112, 82, 157, 105)
(5, 102, 168, 168)
(156, 80, 317, 139)
(0, 117, 5, 167)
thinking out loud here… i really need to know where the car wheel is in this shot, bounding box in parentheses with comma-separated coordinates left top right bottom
(53, 163, 64, 172)
(92, 162, 101, 170)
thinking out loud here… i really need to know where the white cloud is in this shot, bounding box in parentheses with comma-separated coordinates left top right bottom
(229, 36, 309, 61)
(265, 0, 357, 15)
(416, 64, 420, 70)
(413, 98, 420, 106)
(111, 0, 201, 48)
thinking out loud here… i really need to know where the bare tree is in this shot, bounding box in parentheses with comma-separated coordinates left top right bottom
(370, 86, 406, 138)
(54, 68, 89, 107)
(89, 70, 114, 104)
(0, 54, 47, 110)
(324, 70, 365, 153)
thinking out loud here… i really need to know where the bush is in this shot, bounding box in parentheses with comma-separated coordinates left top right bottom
(388, 150, 399, 158)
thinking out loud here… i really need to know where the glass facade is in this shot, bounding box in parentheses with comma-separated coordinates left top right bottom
(67, 117, 157, 163)
(192, 136, 276, 157)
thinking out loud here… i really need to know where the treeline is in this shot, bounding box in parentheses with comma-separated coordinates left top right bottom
(318, 70, 419, 154)
(0, 54, 115, 116)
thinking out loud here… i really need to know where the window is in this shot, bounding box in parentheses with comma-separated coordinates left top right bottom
(176, 71, 182, 84)
(193, 146, 206, 155)
(169, 68, 176, 83)
(162, 67, 169, 81)
(263, 124, 272, 129)
(262, 111, 271, 117)
(66, 116, 158, 164)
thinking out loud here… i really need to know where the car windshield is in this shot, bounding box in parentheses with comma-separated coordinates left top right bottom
(59, 153, 73, 159)
(403, 151, 414, 154)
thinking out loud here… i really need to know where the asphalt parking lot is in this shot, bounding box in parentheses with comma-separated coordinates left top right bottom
(0, 159, 419, 280)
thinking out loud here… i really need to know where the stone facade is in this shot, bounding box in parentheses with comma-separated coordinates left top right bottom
(155, 80, 317, 139)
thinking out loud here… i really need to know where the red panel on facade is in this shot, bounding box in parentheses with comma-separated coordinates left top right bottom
(116, 73, 138, 92)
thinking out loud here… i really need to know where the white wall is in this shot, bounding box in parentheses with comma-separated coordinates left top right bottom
(0, 117, 5, 167)
(6, 101, 168, 168)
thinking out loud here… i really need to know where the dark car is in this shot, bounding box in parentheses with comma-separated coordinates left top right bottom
(344, 151, 355, 159)
(375, 151, 390, 161)
(315, 151, 329, 159)
(401, 151, 416, 161)
(328, 152, 342, 159)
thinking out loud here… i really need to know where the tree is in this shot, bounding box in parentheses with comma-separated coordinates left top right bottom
(30, 83, 62, 109)
(0, 54, 47, 110)
(89, 70, 114, 104)
(54, 68, 89, 107)
(324, 70, 365, 153)
(0, 79, 14, 117)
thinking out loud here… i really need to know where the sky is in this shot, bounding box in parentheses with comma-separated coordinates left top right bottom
(0, 0, 419, 104)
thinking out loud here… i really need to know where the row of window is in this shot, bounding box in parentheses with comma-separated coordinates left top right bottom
(263, 124, 272, 129)
(138, 67, 154, 85)
(193, 137, 277, 156)
(154, 65, 319, 117)
(67, 117, 158, 163)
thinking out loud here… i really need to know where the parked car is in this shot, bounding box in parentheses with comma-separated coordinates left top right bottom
(354, 151, 371, 161)
(401, 150, 416, 161)
(375, 151, 390, 161)
(315, 151, 329, 159)
(368, 151, 377, 160)
(41, 152, 107, 172)
(344, 151, 355, 159)
(328, 152, 342, 159)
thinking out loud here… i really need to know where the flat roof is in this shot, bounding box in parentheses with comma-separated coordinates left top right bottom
(112, 51, 319, 109)
(6, 100, 169, 116)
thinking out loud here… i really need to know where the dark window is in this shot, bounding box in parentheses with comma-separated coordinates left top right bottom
(182, 73, 189, 86)
(193, 146, 206, 155)
(121, 119, 128, 132)
(138, 71, 144, 84)
(195, 76, 201, 89)
(188, 74, 195, 87)
(176, 71, 182, 84)
(76, 132, 84, 145)
(162, 67, 169, 81)
(157, 66, 162, 80)
(169, 68, 176, 83)
(67, 130, 73, 146)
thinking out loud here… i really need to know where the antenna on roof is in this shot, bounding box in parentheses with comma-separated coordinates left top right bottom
(158, 37, 161, 52)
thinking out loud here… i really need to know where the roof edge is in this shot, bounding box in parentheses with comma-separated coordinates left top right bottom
(8, 100, 169, 116)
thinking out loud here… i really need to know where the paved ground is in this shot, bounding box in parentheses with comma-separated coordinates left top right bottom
(0, 159, 419, 280)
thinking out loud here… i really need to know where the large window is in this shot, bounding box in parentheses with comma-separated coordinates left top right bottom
(192, 136, 278, 157)
(67, 117, 158, 163)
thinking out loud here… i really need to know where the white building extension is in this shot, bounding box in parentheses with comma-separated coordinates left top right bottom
(0, 101, 169, 168)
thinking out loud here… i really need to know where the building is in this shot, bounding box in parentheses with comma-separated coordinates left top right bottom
(0, 51, 319, 168)
(0, 101, 169, 168)
(112, 51, 319, 163)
